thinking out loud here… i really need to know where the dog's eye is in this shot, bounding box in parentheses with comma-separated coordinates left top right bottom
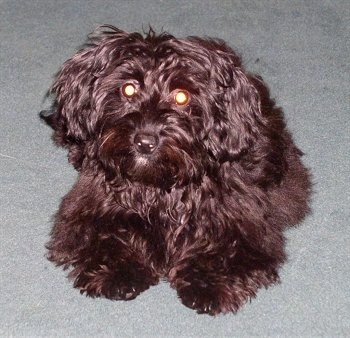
(174, 90, 190, 106)
(122, 83, 137, 98)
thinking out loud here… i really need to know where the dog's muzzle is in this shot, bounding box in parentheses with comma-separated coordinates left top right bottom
(134, 132, 159, 154)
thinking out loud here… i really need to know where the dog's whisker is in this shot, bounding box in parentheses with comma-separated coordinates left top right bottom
(99, 130, 115, 150)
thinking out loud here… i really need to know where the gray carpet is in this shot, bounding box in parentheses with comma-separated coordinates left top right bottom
(1, 0, 349, 336)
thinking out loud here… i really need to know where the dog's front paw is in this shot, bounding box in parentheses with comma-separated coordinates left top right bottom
(177, 278, 221, 315)
(176, 270, 247, 315)
(72, 261, 158, 300)
(174, 264, 279, 315)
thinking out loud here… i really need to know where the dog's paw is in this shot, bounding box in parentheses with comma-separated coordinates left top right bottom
(72, 262, 158, 300)
(178, 280, 246, 316)
(174, 265, 279, 315)
(177, 279, 222, 315)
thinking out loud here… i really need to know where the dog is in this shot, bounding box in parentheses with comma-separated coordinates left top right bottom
(40, 25, 311, 315)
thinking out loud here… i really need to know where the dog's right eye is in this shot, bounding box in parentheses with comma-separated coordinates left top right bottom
(174, 90, 190, 106)
(122, 83, 137, 98)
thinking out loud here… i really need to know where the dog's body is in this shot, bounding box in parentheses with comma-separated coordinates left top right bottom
(41, 26, 311, 315)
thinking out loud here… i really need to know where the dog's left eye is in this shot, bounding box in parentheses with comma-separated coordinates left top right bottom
(122, 83, 137, 98)
(174, 90, 190, 106)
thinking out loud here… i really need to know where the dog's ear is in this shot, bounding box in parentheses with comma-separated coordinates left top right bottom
(199, 40, 271, 163)
(196, 39, 287, 187)
(46, 26, 137, 147)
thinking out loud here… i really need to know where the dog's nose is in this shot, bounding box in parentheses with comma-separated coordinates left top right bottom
(134, 133, 158, 154)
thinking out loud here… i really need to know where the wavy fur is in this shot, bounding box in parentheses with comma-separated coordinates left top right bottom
(41, 26, 311, 315)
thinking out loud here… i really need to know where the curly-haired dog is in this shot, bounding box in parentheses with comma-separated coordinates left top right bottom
(40, 25, 311, 315)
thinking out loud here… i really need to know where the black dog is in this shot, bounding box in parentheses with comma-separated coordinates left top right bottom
(41, 26, 311, 315)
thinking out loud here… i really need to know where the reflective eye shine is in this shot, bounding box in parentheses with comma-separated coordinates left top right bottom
(122, 83, 137, 98)
(174, 90, 190, 105)
(122, 83, 190, 106)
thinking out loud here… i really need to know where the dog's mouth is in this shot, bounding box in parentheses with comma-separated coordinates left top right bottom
(119, 143, 194, 189)
(98, 131, 196, 189)
(121, 159, 177, 189)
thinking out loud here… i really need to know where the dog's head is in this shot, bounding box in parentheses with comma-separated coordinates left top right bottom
(42, 26, 279, 189)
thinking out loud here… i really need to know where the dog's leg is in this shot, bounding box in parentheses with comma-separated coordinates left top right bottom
(168, 208, 285, 315)
(46, 173, 160, 300)
(169, 239, 283, 315)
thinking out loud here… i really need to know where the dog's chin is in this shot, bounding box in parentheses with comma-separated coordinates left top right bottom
(118, 155, 185, 190)
(123, 172, 176, 190)
(122, 167, 176, 190)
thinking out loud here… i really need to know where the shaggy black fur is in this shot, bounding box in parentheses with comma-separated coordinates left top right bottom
(40, 25, 311, 315)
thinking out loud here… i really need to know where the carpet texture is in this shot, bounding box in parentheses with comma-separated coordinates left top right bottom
(0, 0, 349, 336)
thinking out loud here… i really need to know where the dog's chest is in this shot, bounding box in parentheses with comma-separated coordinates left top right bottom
(113, 185, 191, 228)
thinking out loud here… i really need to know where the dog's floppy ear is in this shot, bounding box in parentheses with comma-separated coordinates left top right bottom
(200, 39, 270, 163)
(42, 26, 136, 147)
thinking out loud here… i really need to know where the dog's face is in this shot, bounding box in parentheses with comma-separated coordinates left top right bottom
(45, 27, 266, 189)
(94, 33, 216, 189)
